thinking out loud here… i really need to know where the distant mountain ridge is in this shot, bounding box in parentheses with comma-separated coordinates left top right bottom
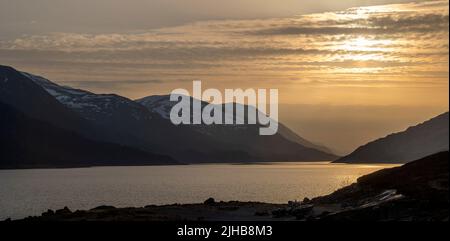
(136, 95, 334, 154)
(0, 65, 337, 167)
(136, 95, 338, 162)
(334, 112, 449, 163)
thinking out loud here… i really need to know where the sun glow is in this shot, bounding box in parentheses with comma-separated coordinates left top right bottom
(336, 36, 393, 63)
(341, 37, 389, 52)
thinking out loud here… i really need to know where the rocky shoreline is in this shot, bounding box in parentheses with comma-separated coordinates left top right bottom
(10, 152, 449, 222)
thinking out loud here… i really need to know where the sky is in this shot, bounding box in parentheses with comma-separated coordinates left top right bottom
(0, 0, 422, 38)
(0, 0, 448, 154)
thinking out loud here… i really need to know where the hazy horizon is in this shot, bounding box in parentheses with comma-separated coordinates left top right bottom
(1, 0, 448, 154)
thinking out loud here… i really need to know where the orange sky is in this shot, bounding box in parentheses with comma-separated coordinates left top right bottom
(0, 0, 448, 154)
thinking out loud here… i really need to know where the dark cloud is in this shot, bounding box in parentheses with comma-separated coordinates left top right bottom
(0, 46, 391, 64)
(249, 13, 449, 36)
(368, 13, 449, 30)
(278, 60, 429, 68)
(59, 79, 192, 89)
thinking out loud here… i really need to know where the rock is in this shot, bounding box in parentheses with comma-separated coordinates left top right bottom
(204, 197, 216, 205)
(55, 206, 72, 215)
(288, 200, 301, 207)
(254, 211, 270, 216)
(291, 204, 314, 219)
(42, 209, 55, 216)
(272, 208, 289, 218)
(72, 210, 88, 217)
(319, 211, 331, 217)
(91, 205, 116, 211)
(218, 206, 239, 211)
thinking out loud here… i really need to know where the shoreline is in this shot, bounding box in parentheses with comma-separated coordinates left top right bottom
(0, 160, 402, 171)
(5, 152, 449, 221)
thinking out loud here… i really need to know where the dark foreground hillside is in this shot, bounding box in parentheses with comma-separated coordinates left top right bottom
(14, 152, 448, 221)
(0, 102, 177, 169)
(310, 151, 449, 221)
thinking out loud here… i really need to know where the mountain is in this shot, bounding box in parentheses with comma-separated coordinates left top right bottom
(136, 95, 333, 154)
(20, 73, 262, 162)
(136, 95, 338, 162)
(0, 65, 97, 139)
(20, 70, 164, 150)
(0, 101, 176, 169)
(1, 65, 177, 168)
(16, 66, 338, 163)
(1, 65, 337, 164)
(334, 112, 449, 163)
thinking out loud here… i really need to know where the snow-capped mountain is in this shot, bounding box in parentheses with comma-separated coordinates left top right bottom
(23, 72, 153, 122)
(0, 65, 95, 137)
(136, 95, 251, 133)
(17, 71, 249, 161)
(136, 95, 172, 119)
(2, 65, 338, 163)
(136, 95, 335, 154)
(1, 65, 176, 168)
(137, 95, 249, 125)
(22, 71, 164, 150)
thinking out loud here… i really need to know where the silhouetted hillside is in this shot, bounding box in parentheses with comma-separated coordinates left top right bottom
(312, 151, 449, 221)
(335, 112, 449, 163)
(0, 102, 177, 169)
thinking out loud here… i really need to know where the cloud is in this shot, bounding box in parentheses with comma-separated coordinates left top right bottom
(0, 0, 447, 92)
(60, 80, 165, 88)
(249, 13, 449, 36)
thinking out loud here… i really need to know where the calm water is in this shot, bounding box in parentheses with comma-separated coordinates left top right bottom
(0, 162, 398, 220)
